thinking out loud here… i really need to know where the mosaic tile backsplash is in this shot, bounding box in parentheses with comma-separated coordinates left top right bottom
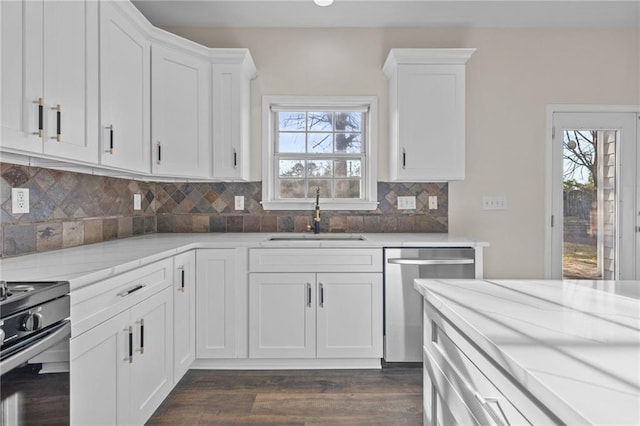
(0, 163, 448, 257)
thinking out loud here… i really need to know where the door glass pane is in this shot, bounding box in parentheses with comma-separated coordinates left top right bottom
(563, 129, 617, 279)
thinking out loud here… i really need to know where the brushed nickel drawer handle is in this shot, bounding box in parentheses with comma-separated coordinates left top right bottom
(118, 284, 146, 297)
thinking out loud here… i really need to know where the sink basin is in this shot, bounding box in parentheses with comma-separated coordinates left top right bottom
(267, 234, 366, 241)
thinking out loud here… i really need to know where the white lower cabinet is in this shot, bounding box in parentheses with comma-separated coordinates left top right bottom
(249, 272, 382, 359)
(70, 259, 174, 426)
(128, 288, 174, 425)
(422, 301, 556, 426)
(173, 251, 196, 382)
(71, 310, 130, 426)
(195, 249, 240, 358)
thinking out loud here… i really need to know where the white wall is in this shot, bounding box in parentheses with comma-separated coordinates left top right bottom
(166, 26, 639, 278)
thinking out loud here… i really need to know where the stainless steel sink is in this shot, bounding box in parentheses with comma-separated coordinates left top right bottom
(267, 234, 366, 241)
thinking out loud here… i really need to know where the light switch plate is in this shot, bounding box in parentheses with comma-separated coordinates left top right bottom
(397, 196, 416, 210)
(482, 195, 507, 210)
(133, 193, 142, 210)
(428, 196, 438, 210)
(11, 188, 29, 214)
(235, 195, 245, 210)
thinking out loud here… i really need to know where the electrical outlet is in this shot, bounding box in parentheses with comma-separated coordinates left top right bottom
(397, 196, 416, 210)
(235, 195, 245, 211)
(133, 194, 142, 210)
(428, 196, 438, 210)
(12, 188, 30, 214)
(482, 195, 507, 210)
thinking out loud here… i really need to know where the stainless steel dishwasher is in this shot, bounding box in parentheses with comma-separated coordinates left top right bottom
(383, 247, 477, 363)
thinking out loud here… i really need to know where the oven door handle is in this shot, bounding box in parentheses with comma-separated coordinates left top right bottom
(0, 321, 70, 376)
(387, 258, 474, 265)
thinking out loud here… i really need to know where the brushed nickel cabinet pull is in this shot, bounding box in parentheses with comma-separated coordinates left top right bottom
(233, 149, 238, 167)
(127, 326, 133, 363)
(157, 142, 162, 165)
(177, 265, 185, 292)
(138, 318, 145, 355)
(105, 125, 114, 153)
(402, 148, 406, 169)
(306, 283, 312, 307)
(117, 284, 146, 297)
(33, 98, 43, 138)
(319, 283, 324, 307)
(50, 104, 61, 141)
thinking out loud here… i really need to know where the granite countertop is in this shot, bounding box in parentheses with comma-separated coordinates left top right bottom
(0, 233, 487, 289)
(414, 278, 640, 425)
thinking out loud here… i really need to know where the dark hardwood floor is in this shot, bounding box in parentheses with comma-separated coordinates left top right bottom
(147, 368, 423, 425)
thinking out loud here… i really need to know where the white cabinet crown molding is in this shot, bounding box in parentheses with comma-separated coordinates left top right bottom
(382, 48, 476, 77)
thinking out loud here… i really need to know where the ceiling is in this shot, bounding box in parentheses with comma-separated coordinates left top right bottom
(131, 0, 640, 28)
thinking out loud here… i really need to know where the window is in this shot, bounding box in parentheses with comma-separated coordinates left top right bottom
(261, 96, 378, 210)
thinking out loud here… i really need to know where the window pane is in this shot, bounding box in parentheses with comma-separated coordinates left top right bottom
(280, 179, 305, 198)
(308, 133, 333, 153)
(278, 133, 305, 153)
(307, 112, 333, 131)
(334, 112, 362, 132)
(279, 112, 306, 131)
(279, 160, 305, 177)
(335, 180, 360, 198)
(308, 180, 331, 198)
(334, 160, 361, 177)
(308, 159, 332, 177)
(335, 133, 361, 153)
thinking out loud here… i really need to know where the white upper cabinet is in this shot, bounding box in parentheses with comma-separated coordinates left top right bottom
(1, 0, 99, 163)
(151, 42, 210, 178)
(211, 51, 257, 181)
(383, 48, 475, 181)
(99, 0, 151, 173)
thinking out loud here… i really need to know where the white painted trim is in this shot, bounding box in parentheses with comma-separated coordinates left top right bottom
(261, 95, 378, 211)
(382, 48, 476, 78)
(190, 358, 382, 370)
(545, 104, 640, 279)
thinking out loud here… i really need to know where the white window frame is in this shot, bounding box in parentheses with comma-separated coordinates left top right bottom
(261, 95, 378, 211)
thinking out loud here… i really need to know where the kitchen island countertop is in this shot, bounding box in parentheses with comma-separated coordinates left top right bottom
(414, 278, 640, 425)
(0, 233, 487, 289)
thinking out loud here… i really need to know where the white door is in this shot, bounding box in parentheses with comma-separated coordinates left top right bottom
(99, 1, 150, 173)
(0, 0, 43, 154)
(129, 287, 173, 425)
(316, 273, 383, 358)
(70, 310, 131, 426)
(550, 112, 638, 279)
(151, 45, 210, 178)
(195, 249, 237, 358)
(249, 273, 316, 358)
(173, 251, 196, 382)
(42, 0, 98, 163)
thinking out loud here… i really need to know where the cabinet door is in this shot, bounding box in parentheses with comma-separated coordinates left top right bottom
(0, 0, 43, 154)
(70, 310, 131, 426)
(316, 273, 383, 358)
(151, 45, 210, 178)
(173, 251, 196, 382)
(249, 273, 316, 358)
(393, 64, 466, 181)
(99, 1, 150, 173)
(42, 0, 98, 163)
(211, 63, 250, 180)
(196, 249, 237, 358)
(129, 287, 174, 425)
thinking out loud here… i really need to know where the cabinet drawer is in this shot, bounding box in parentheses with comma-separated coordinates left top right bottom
(72, 258, 173, 337)
(249, 248, 382, 273)
(424, 302, 558, 425)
